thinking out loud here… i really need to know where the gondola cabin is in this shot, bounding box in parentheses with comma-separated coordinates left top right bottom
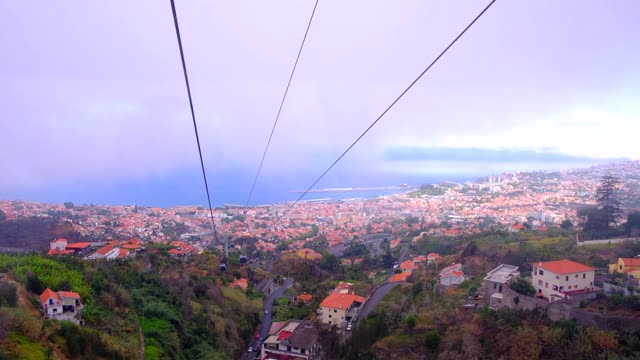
(219, 263, 226, 272)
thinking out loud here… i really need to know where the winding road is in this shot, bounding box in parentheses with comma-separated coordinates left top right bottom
(241, 277, 293, 360)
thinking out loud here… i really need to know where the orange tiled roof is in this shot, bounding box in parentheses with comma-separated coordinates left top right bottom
(96, 245, 114, 255)
(389, 272, 411, 282)
(535, 259, 595, 274)
(400, 260, 415, 270)
(39, 288, 60, 305)
(621, 258, 640, 267)
(65, 242, 92, 249)
(297, 293, 312, 303)
(320, 292, 365, 309)
(230, 278, 248, 291)
(58, 291, 81, 299)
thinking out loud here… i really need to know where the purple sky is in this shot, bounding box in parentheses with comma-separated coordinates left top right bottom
(1, 1, 639, 205)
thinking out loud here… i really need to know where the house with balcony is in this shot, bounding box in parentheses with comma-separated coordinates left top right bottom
(317, 292, 366, 326)
(482, 264, 520, 309)
(39, 288, 83, 324)
(532, 259, 595, 302)
(261, 320, 321, 360)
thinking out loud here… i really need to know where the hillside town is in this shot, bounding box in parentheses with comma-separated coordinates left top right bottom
(1, 161, 639, 257)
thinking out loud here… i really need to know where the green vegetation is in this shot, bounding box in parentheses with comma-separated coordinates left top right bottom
(510, 277, 536, 296)
(0, 251, 262, 359)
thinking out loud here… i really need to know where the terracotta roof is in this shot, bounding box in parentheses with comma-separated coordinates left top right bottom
(230, 278, 248, 291)
(122, 244, 141, 249)
(335, 282, 353, 290)
(51, 238, 67, 244)
(117, 249, 129, 259)
(427, 253, 441, 259)
(39, 288, 60, 305)
(400, 260, 415, 270)
(277, 330, 293, 341)
(58, 291, 81, 299)
(65, 242, 92, 249)
(535, 259, 595, 274)
(621, 258, 640, 267)
(297, 293, 313, 303)
(389, 272, 411, 282)
(320, 292, 365, 309)
(269, 322, 287, 335)
(96, 245, 114, 256)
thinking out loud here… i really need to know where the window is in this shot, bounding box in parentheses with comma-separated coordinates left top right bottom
(49, 299, 53, 305)
(565, 276, 569, 281)
(539, 270, 544, 275)
(287, 346, 291, 352)
(334, 310, 337, 313)
(545, 282, 549, 288)
(556, 276, 559, 280)
(302, 349, 306, 354)
(590, 282, 593, 286)
(553, 285, 558, 291)
(583, 273, 586, 279)
(493, 283, 497, 289)
(568, 285, 572, 289)
(538, 280, 543, 285)
(575, 274, 578, 278)
(328, 315, 332, 318)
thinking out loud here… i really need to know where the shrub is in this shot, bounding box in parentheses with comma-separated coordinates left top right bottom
(425, 330, 440, 350)
(510, 278, 536, 296)
(0, 282, 18, 307)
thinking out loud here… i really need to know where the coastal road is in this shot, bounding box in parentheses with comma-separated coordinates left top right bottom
(241, 277, 293, 360)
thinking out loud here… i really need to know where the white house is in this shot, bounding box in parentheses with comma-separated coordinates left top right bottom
(85, 245, 119, 260)
(40, 288, 63, 316)
(532, 259, 595, 302)
(439, 263, 466, 286)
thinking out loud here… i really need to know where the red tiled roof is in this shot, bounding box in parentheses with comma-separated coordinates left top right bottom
(96, 245, 114, 255)
(58, 291, 81, 299)
(51, 238, 67, 244)
(122, 244, 141, 249)
(427, 253, 441, 259)
(400, 260, 415, 270)
(230, 278, 248, 291)
(320, 292, 365, 309)
(277, 330, 293, 341)
(621, 258, 640, 267)
(535, 259, 595, 274)
(389, 272, 411, 282)
(65, 242, 92, 249)
(297, 293, 312, 303)
(117, 249, 129, 259)
(39, 288, 60, 305)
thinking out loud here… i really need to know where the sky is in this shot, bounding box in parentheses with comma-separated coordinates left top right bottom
(1, 0, 639, 207)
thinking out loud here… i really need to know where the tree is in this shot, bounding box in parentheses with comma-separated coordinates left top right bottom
(596, 175, 623, 228)
(425, 330, 441, 351)
(626, 212, 640, 237)
(561, 220, 573, 230)
(63, 201, 75, 209)
(509, 278, 536, 296)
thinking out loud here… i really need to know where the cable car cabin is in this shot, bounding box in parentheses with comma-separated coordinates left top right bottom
(219, 263, 226, 272)
(240, 255, 248, 264)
